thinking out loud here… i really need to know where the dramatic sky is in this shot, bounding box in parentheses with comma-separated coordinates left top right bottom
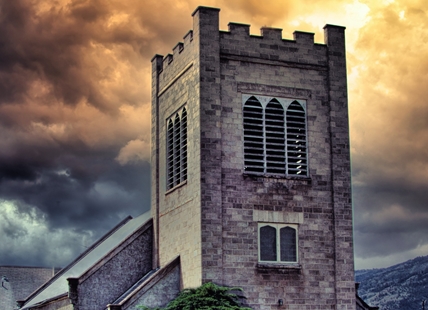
(0, 0, 427, 270)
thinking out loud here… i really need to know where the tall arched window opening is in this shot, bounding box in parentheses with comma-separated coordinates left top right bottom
(166, 107, 188, 190)
(243, 97, 264, 173)
(286, 101, 307, 176)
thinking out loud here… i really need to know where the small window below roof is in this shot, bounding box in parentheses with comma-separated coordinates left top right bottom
(258, 223, 298, 264)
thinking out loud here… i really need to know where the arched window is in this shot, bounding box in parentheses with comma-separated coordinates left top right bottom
(286, 101, 307, 176)
(243, 97, 264, 173)
(259, 225, 277, 261)
(181, 108, 188, 183)
(167, 120, 174, 189)
(173, 114, 181, 187)
(166, 107, 188, 190)
(243, 95, 307, 177)
(280, 226, 297, 262)
(265, 99, 286, 174)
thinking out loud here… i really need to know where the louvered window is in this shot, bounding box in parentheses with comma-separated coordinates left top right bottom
(181, 108, 188, 183)
(243, 97, 264, 173)
(166, 107, 188, 190)
(258, 223, 298, 263)
(286, 102, 307, 175)
(243, 95, 307, 177)
(265, 100, 286, 174)
(167, 120, 174, 187)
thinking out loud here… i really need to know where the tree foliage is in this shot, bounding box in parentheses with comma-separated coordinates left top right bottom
(137, 282, 252, 310)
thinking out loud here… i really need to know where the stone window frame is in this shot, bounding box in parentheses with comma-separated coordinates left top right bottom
(258, 223, 299, 264)
(242, 94, 308, 177)
(166, 106, 188, 190)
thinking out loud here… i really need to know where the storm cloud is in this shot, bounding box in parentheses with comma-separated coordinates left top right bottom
(350, 0, 428, 268)
(0, 0, 427, 269)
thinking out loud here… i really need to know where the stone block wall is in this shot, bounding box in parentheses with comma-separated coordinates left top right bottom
(72, 220, 153, 310)
(120, 257, 181, 309)
(0, 266, 59, 310)
(152, 6, 355, 309)
(151, 8, 215, 288)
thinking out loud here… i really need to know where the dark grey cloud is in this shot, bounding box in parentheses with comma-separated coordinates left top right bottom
(354, 184, 428, 256)
(1, 0, 426, 270)
(0, 0, 196, 112)
(0, 0, 165, 266)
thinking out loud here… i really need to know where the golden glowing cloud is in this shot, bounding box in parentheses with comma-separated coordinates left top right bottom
(1, 0, 428, 269)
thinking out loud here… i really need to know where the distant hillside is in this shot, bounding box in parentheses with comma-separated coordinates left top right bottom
(356, 255, 428, 310)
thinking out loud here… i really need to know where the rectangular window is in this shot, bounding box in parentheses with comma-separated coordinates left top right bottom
(258, 223, 298, 263)
(243, 94, 308, 177)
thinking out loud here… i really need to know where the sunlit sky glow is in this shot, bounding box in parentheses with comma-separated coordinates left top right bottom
(1, 0, 428, 270)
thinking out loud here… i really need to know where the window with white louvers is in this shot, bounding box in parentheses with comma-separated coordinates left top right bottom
(243, 97, 264, 173)
(166, 107, 188, 190)
(243, 95, 307, 176)
(286, 102, 307, 176)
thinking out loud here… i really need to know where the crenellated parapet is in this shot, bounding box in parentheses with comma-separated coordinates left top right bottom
(151, 29, 196, 94)
(152, 6, 346, 93)
(220, 23, 329, 67)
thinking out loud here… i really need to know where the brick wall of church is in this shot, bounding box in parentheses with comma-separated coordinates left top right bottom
(152, 7, 355, 310)
(204, 21, 354, 309)
(151, 8, 207, 288)
(0, 266, 59, 310)
(75, 221, 153, 310)
(197, 8, 354, 309)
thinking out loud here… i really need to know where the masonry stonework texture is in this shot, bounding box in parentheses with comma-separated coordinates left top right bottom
(0, 266, 60, 310)
(152, 6, 354, 310)
(119, 258, 181, 309)
(74, 220, 153, 310)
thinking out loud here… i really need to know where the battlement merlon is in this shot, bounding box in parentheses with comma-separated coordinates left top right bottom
(324, 24, 346, 52)
(192, 6, 220, 46)
(260, 27, 283, 41)
(293, 31, 315, 45)
(191, 6, 220, 17)
(228, 23, 250, 36)
(151, 54, 163, 73)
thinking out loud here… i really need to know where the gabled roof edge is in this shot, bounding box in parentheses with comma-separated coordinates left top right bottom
(20, 216, 134, 307)
(77, 217, 154, 284)
(19, 292, 68, 309)
(116, 256, 181, 308)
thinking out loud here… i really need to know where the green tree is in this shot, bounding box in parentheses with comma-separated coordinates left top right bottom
(137, 282, 252, 310)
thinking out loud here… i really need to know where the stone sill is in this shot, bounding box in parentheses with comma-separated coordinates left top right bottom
(243, 173, 311, 181)
(256, 262, 302, 270)
(165, 180, 187, 195)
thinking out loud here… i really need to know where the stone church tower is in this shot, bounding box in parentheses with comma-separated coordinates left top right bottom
(151, 6, 355, 309)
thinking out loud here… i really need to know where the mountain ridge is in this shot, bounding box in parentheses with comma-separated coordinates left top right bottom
(356, 255, 428, 310)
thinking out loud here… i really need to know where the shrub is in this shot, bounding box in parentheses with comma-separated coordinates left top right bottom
(137, 282, 252, 310)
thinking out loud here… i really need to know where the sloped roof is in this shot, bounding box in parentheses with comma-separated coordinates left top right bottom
(21, 211, 152, 309)
(108, 256, 180, 310)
